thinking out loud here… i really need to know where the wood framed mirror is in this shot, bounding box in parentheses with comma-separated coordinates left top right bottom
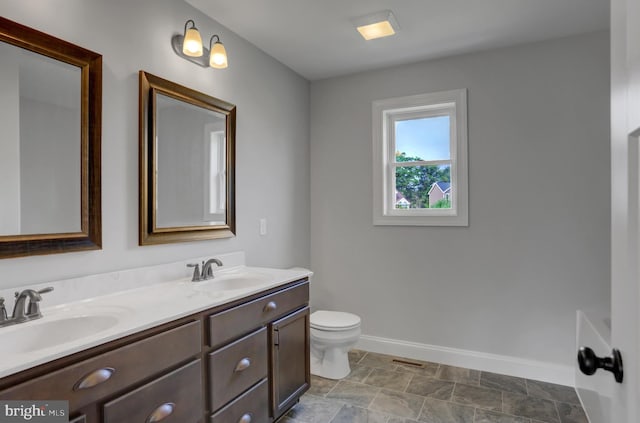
(139, 71, 236, 245)
(0, 17, 102, 258)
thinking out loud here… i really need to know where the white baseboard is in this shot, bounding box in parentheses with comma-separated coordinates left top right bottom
(356, 334, 575, 387)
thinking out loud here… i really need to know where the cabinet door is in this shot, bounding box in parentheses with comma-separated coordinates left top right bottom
(270, 306, 310, 419)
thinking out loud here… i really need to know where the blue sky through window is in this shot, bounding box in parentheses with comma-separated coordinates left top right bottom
(395, 116, 450, 161)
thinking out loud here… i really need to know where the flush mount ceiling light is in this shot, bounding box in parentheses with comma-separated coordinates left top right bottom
(351, 10, 399, 41)
(171, 20, 229, 69)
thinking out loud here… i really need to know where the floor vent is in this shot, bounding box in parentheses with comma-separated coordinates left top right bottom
(392, 359, 424, 367)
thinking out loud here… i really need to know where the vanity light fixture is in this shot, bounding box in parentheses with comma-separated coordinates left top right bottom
(351, 10, 399, 41)
(171, 20, 229, 69)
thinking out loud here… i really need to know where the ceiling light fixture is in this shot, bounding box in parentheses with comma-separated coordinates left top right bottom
(171, 20, 229, 69)
(352, 10, 399, 41)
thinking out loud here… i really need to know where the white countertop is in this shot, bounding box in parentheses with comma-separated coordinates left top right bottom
(0, 263, 312, 379)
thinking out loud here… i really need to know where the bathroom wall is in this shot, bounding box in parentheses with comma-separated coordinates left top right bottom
(0, 0, 310, 288)
(310, 31, 610, 380)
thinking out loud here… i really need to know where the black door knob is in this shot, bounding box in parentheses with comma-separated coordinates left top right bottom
(577, 346, 623, 383)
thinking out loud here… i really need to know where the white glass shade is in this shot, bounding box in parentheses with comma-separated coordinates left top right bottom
(209, 42, 228, 69)
(183, 27, 203, 57)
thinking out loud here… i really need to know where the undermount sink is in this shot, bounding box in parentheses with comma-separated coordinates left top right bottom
(194, 272, 273, 292)
(0, 314, 120, 355)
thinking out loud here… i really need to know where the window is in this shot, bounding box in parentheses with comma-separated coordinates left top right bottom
(373, 89, 468, 226)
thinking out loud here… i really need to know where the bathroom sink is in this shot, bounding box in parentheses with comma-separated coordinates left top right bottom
(0, 314, 120, 355)
(194, 271, 273, 292)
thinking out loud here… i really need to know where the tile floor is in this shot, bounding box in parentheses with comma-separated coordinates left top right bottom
(281, 350, 587, 423)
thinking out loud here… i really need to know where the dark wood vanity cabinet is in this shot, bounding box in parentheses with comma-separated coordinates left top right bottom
(206, 281, 310, 422)
(0, 279, 310, 423)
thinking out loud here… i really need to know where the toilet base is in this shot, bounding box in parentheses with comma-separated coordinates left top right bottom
(310, 346, 352, 380)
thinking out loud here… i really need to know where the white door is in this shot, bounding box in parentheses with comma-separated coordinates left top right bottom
(610, 0, 640, 421)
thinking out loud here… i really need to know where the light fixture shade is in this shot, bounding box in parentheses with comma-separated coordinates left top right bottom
(357, 21, 395, 40)
(352, 10, 399, 41)
(209, 41, 228, 69)
(183, 27, 203, 57)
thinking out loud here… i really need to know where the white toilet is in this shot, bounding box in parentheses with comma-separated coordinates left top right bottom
(310, 310, 361, 379)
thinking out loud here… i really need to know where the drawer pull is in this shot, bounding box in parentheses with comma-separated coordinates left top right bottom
(74, 367, 115, 390)
(234, 357, 251, 372)
(145, 402, 175, 423)
(263, 301, 277, 312)
(238, 413, 252, 423)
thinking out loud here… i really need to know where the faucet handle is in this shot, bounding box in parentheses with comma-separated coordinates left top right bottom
(26, 288, 52, 318)
(187, 263, 202, 282)
(0, 297, 7, 321)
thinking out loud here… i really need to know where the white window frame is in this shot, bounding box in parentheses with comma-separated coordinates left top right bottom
(372, 89, 468, 226)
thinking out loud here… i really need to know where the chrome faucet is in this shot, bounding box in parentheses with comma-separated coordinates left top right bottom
(202, 258, 223, 279)
(186, 258, 223, 282)
(0, 287, 53, 328)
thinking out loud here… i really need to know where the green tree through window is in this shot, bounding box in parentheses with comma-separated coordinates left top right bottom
(395, 152, 450, 208)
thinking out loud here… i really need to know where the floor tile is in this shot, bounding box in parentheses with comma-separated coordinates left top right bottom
(294, 349, 588, 423)
(480, 372, 527, 395)
(393, 359, 439, 378)
(405, 376, 454, 400)
(417, 397, 474, 423)
(364, 368, 413, 392)
(556, 402, 589, 423)
(451, 383, 502, 411)
(329, 404, 388, 423)
(358, 352, 400, 370)
(526, 380, 580, 405)
(326, 380, 380, 408)
(346, 364, 375, 383)
(286, 394, 343, 423)
(474, 409, 530, 423)
(503, 391, 559, 423)
(349, 349, 367, 365)
(387, 418, 421, 423)
(308, 375, 339, 396)
(436, 365, 481, 385)
(369, 389, 425, 420)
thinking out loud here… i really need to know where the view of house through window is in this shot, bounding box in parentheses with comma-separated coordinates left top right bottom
(393, 115, 452, 209)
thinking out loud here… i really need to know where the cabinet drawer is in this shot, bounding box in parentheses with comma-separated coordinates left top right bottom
(210, 378, 268, 423)
(0, 320, 201, 411)
(208, 281, 308, 348)
(209, 327, 267, 411)
(104, 359, 203, 423)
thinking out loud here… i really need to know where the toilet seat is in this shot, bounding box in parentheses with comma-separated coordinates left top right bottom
(311, 310, 361, 331)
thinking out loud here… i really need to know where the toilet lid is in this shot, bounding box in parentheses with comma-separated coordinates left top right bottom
(310, 310, 361, 331)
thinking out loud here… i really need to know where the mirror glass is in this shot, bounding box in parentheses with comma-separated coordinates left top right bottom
(156, 93, 227, 228)
(0, 17, 102, 259)
(139, 71, 235, 245)
(0, 42, 81, 235)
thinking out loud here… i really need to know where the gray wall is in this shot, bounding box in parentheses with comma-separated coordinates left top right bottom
(0, 0, 310, 288)
(309, 32, 610, 367)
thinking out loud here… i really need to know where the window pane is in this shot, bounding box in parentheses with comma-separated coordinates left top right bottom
(395, 115, 450, 162)
(394, 164, 451, 209)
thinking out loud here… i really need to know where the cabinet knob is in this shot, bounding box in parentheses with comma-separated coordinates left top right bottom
(238, 413, 252, 423)
(264, 301, 277, 312)
(234, 357, 251, 372)
(145, 402, 175, 423)
(74, 367, 115, 390)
